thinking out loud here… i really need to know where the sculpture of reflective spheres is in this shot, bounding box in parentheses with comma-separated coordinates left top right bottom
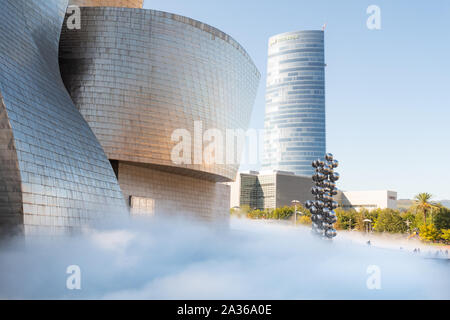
(305, 153, 339, 239)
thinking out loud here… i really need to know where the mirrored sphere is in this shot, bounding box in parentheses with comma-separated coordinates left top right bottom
(332, 160, 339, 168)
(329, 201, 338, 210)
(315, 200, 324, 208)
(305, 200, 313, 209)
(330, 188, 338, 196)
(330, 172, 340, 182)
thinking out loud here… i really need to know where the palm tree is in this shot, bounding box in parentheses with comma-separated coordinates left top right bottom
(412, 193, 439, 225)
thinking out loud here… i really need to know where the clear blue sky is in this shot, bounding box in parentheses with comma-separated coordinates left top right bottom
(143, 0, 450, 200)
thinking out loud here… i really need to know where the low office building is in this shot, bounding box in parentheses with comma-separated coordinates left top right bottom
(229, 171, 313, 211)
(335, 190, 398, 211)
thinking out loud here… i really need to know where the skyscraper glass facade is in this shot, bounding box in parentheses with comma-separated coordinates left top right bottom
(263, 31, 326, 177)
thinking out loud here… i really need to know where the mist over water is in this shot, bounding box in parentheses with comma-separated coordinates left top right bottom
(0, 216, 448, 299)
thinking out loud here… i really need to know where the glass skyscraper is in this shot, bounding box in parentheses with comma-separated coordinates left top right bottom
(263, 30, 326, 177)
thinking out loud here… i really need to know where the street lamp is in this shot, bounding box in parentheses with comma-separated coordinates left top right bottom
(232, 206, 241, 218)
(405, 220, 411, 234)
(291, 200, 301, 225)
(363, 219, 372, 233)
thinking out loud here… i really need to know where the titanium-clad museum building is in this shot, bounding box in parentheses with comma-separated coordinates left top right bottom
(0, 0, 260, 235)
(262, 31, 326, 177)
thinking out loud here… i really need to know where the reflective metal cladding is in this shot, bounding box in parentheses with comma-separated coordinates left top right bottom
(0, 0, 260, 233)
(263, 31, 326, 177)
(59, 8, 260, 182)
(68, 0, 143, 8)
(0, 0, 127, 235)
(59, 7, 260, 220)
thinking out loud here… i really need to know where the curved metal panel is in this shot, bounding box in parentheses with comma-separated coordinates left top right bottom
(0, 0, 127, 234)
(59, 8, 260, 182)
(69, 0, 143, 8)
(0, 91, 23, 235)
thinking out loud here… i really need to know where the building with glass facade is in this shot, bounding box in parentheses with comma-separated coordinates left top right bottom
(229, 171, 313, 211)
(262, 31, 326, 177)
(0, 0, 259, 235)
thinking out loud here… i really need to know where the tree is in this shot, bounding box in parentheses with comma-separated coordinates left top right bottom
(298, 215, 312, 225)
(419, 224, 440, 242)
(335, 208, 357, 230)
(373, 209, 407, 233)
(434, 207, 450, 231)
(247, 209, 263, 219)
(412, 193, 439, 225)
(440, 229, 450, 244)
(271, 206, 294, 220)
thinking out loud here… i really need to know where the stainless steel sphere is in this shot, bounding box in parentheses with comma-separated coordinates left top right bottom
(314, 200, 325, 208)
(323, 193, 332, 202)
(312, 160, 319, 168)
(325, 153, 334, 162)
(324, 165, 333, 174)
(330, 172, 340, 182)
(304, 200, 313, 209)
(331, 160, 339, 168)
(328, 201, 338, 210)
(325, 229, 337, 238)
(322, 222, 332, 229)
